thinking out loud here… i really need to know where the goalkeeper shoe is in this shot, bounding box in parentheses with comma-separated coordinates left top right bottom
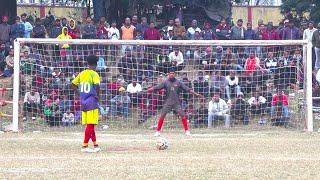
(154, 131, 161, 137)
(81, 147, 95, 153)
(94, 145, 101, 152)
(185, 130, 192, 136)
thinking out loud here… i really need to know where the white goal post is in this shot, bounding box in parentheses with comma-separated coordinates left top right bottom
(12, 38, 313, 132)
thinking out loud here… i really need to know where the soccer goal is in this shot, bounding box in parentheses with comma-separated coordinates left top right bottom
(7, 38, 312, 132)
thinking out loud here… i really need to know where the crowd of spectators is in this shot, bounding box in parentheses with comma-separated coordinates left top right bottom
(0, 12, 317, 128)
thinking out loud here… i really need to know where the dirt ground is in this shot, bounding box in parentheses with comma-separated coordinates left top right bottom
(1, 129, 320, 179)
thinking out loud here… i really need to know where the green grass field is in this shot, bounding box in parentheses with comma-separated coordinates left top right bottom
(1, 129, 320, 179)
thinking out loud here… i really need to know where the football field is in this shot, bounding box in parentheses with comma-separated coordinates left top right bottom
(1, 129, 320, 179)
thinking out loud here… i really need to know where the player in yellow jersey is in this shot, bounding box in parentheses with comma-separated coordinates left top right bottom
(72, 55, 101, 153)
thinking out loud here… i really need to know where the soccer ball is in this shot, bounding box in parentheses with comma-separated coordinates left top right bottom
(156, 138, 168, 150)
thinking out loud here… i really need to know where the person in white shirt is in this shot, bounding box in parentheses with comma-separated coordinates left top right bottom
(108, 21, 120, 40)
(264, 51, 278, 73)
(62, 109, 75, 126)
(127, 80, 142, 105)
(303, 21, 317, 42)
(208, 92, 230, 128)
(187, 20, 201, 40)
(168, 47, 184, 71)
(247, 91, 268, 124)
(23, 89, 41, 121)
(225, 71, 241, 103)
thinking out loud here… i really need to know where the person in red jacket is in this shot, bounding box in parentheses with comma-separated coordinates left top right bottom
(144, 22, 160, 40)
(262, 22, 279, 40)
(68, 19, 80, 39)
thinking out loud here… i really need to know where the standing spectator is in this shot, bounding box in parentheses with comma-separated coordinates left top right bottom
(10, 16, 25, 42)
(82, 16, 96, 39)
(271, 89, 289, 126)
(68, 19, 80, 39)
(282, 20, 300, 40)
(57, 27, 72, 64)
(50, 19, 62, 38)
(61, 109, 75, 126)
(131, 15, 138, 28)
(95, 51, 107, 73)
(110, 87, 131, 118)
(312, 23, 320, 70)
(21, 13, 33, 38)
(230, 19, 245, 40)
(262, 22, 279, 40)
(193, 71, 209, 97)
(244, 22, 255, 40)
(202, 23, 216, 40)
(97, 17, 109, 39)
(193, 101, 208, 128)
(32, 18, 46, 38)
(303, 21, 317, 42)
(162, 19, 174, 35)
(187, 20, 201, 40)
(3, 48, 13, 77)
(23, 89, 41, 121)
(168, 47, 184, 71)
(121, 17, 136, 40)
(108, 21, 120, 40)
(225, 71, 241, 103)
(0, 16, 10, 46)
(215, 19, 230, 40)
(173, 18, 186, 39)
(207, 92, 230, 128)
(136, 17, 149, 35)
(254, 19, 264, 32)
(61, 18, 68, 27)
(144, 22, 160, 40)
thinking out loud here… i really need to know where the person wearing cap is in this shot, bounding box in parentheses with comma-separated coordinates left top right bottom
(282, 20, 299, 40)
(230, 19, 245, 40)
(230, 92, 250, 125)
(312, 23, 320, 70)
(146, 68, 204, 136)
(187, 19, 201, 40)
(0, 16, 10, 45)
(10, 16, 25, 42)
(303, 21, 317, 42)
(110, 87, 131, 118)
(208, 91, 230, 128)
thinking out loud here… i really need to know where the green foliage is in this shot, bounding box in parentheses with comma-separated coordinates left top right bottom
(281, 0, 320, 22)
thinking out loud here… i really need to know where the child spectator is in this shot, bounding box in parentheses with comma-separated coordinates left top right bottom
(62, 109, 75, 126)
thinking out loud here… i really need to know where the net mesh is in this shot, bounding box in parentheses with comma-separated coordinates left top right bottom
(4, 40, 309, 132)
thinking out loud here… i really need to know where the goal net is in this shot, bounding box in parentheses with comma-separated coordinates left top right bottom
(4, 39, 312, 132)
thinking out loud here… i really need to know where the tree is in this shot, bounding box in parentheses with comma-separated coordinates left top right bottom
(281, 0, 320, 23)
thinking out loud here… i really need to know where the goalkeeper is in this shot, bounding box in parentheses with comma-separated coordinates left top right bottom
(146, 68, 204, 136)
(72, 55, 101, 153)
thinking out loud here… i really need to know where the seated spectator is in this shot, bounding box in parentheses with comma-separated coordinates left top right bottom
(137, 57, 154, 81)
(210, 71, 227, 95)
(247, 91, 268, 124)
(156, 49, 173, 74)
(118, 48, 137, 80)
(215, 19, 230, 40)
(165, 28, 175, 41)
(212, 46, 224, 64)
(23, 89, 41, 121)
(264, 51, 278, 73)
(225, 71, 241, 103)
(244, 51, 263, 76)
(44, 103, 62, 127)
(187, 20, 201, 40)
(126, 80, 142, 105)
(168, 47, 184, 71)
(139, 93, 157, 124)
(20, 51, 35, 75)
(193, 71, 209, 97)
(271, 89, 289, 126)
(208, 91, 230, 128)
(194, 31, 203, 40)
(193, 101, 208, 128)
(279, 51, 291, 66)
(230, 92, 250, 125)
(202, 22, 216, 40)
(59, 95, 72, 112)
(32, 18, 46, 38)
(95, 51, 108, 76)
(141, 77, 153, 90)
(61, 109, 75, 126)
(135, 30, 144, 40)
(2, 48, 14, 77)
(110, 87, 131, 118)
